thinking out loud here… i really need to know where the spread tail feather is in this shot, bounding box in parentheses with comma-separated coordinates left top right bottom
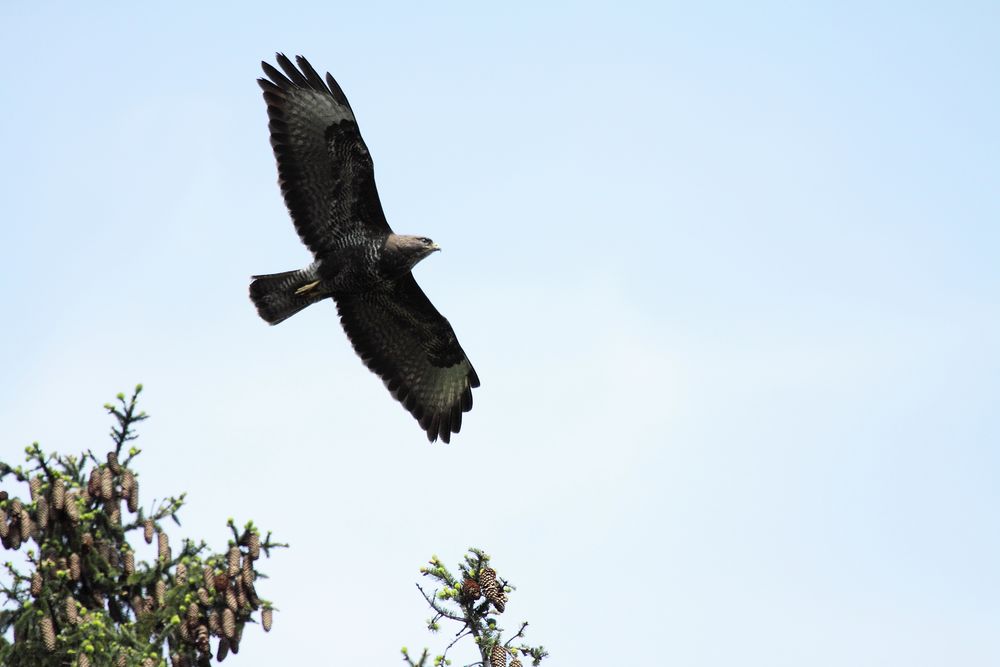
(249, 266, 326, 325)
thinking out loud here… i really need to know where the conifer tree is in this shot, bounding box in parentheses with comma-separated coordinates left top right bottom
(0, 386, 549, 665)
(0, 386, 284, 666)
(403, 549, 548, 667)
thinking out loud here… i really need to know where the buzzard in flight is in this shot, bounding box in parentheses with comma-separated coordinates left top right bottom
(249, 54, 479, 443)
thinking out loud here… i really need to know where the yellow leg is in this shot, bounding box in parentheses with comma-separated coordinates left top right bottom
(294, 280, 321, 295)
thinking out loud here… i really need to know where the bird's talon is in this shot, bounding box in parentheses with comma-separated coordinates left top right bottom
(295, 280, 321, 295)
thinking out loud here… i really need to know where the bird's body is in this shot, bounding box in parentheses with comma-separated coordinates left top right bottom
(250, 54, 479, 443)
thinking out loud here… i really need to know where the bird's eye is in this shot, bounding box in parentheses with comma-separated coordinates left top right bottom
(420, 237, 432, 244)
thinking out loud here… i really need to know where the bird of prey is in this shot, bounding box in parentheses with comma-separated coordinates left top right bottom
(249, 54, 479, 443)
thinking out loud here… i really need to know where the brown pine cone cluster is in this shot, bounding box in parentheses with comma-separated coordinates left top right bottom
(0, 498, 32, 551)
(0, 453, 275, 667)
(478, 566, 508, 613)
(490, 642, 508, 667)
(462, 578, 482, 602)
(163, 537, 268, 663)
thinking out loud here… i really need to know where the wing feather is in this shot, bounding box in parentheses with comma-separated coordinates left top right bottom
(334, 275, 479, 443)
(259, 54, 390, 255)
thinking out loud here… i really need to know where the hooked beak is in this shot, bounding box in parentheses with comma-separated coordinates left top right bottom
(430, 243, 441, 252)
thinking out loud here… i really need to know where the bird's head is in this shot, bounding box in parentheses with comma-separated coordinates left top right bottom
(385, 234, 441, 272)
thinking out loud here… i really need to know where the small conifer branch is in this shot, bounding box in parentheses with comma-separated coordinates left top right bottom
(415, 583, 465, 622)
(401, 647, 430, 666)
(0, 461, 28, 483)
(26, 442, 57, 484)
(439, 625, 473, 663)
(255, 530, 288, 556)
(409, 550, 548, 666)
(122, 494, 186, 533)
(504, 621, 529, 647)
(102, 384, 148, 462)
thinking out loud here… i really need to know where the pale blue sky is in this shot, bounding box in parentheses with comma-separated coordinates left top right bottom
(1, 2, 998, 665)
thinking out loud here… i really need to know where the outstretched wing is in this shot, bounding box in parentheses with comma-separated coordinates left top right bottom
(258, 54, 391, 255)
(335, 275, 480, 443)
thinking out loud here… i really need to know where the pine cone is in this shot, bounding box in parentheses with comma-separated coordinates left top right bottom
(124, 550, 135, 576)
(248, 532, 261, 560)
(116, 653, 127, 667)
(222, 607, 236, 639)
(82, 532, 94, 549)
(490, 643, 508, 667)
(155, 579, 166, 606)
(53, 479, 66, 511)
(29, 477, 41, 501)
(261, 607, 273, 632)
(18, 509, 31, 541)
(195, 624, 210, 653)
(216, 637, 230, 661)
(120, 470, 135, 498)
(187, 601, 200, 628)
(231, 624, 242, 654)
(64, 493, 80, 523)
(208, 609, 221, 636)
(127, 478, 139, 514)
(225, 588, 238, 613)
(107, 451, 121, 474)
(65, 595, 78, 624)
(245, 580, 261, 609)
(227, 546, 240, 576)
(69, 553, 81, 581)
(78, 653, 90, 667)
(9, 498, 22, 515)
(143, 519, 154, 544)
(131, 595, 144, 618)
(7, 526, 22, 550)
(105, 499, 121, 526)
(39, 615, 56, 652)
(87, 468, 101, 499)
(36, 496, 49, 529)
(100, 467, 114, 500)
(479, 566, 497, 587)
(510, 660, 523, 667)
(478, 567, 505, 612)
(30, 571, 42, 597)
(158, 531, 170, 563)
(197, 587, 211, 606)
(28, 517, 40, 543)
(214, 573, 229, 594)
(462, 578, 482, 601)
(0, 509, 8, 538)
(175, 561, 188, 586)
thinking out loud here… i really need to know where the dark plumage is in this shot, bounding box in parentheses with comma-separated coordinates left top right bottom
(250, 54, 479, 443)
